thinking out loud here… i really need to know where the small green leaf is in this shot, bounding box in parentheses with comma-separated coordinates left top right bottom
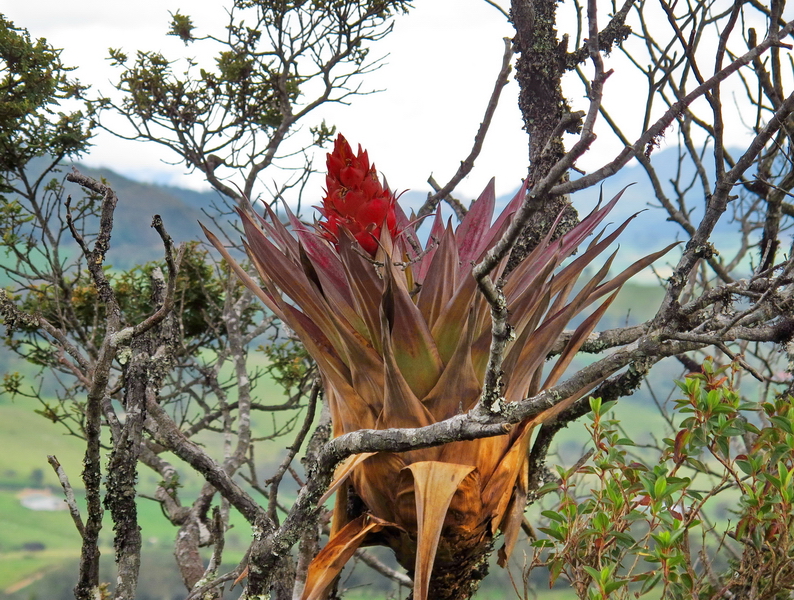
(664, 478, 691, 498)
(640, 571, 662, 594)
(542, 510, 565, 522)
(549, 559, 564, 586)
(770, 415, 794, 434)
(605, 580, 628, 594)
(539, 527, 566, 542)
(653, 476, 667, 499)
(599, 400, 617, 415)
(593, 511, 610, 532)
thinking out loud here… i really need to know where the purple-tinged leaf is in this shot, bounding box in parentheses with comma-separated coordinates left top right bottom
(430, 271, 479, 365)
(201, 224, 287, 322)
(394, 200, 423, 262)
(502, 252, 616, 403)
(502, 212, 566, 302)
(553, 187, 629, 259)
(248, 202, 300, 260)
(416, 222, 459, 330)
(487, 178, 529, 246)
(240, 211, 347, 355)
(585, 242, 679, 303)
(382, 259, 444, 400)
(490, 284, 551, 388)
(325, 307, 386, 416)
(423, 309, 479, 420)
(379, 304, 436, 429)
(548, 213, 639, 298)
(285, 202, 355, 307)
(470, 251, 513, 342)
(337, 230, 385, 353)
(457, 178, 496, 274)
(297, 244, 370, 343)
(412, 208, 446, 284)
(504, 255, 558, 342)
(508, 187, 628, 295)
(543, 289, 621, 389)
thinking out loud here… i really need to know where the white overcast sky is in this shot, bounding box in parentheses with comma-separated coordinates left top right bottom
(3, 1, 531, 199)
(1, 0, 775, 201)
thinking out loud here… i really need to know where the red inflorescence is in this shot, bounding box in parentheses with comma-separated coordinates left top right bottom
(318, 134, 398, 255)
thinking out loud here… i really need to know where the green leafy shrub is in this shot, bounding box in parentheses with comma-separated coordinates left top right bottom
(529, 360, 794, 599)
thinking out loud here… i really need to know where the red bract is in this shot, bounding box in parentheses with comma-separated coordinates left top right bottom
(318, 134, 398, 255)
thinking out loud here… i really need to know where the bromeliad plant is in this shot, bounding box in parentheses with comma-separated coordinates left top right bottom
(205, 134, 673, 600)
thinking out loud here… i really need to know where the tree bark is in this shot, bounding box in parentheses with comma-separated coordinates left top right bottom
(507, 0, 580, 273)
(420, 538, 492, 600)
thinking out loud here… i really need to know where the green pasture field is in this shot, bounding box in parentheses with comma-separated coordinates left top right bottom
(0, 351, 293, 594)
(0, 400, 87, 489)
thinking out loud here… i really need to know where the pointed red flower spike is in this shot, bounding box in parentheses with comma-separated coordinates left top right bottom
(318, 134, 399, 255)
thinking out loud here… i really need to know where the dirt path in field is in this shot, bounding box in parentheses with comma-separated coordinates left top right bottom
(3, 564, 60, 594)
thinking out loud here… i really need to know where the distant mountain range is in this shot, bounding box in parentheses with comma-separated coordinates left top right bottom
(55, 165, 211, 269)
(52, 147, 745, 274)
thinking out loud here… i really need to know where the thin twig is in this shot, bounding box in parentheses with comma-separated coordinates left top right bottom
(482, 0, 509, 19)
(417, 38, 514, 219)
(47, 455, 85, 538)
(427, 175, 468, 221)
(267, 380, 321, 524)
(354, 549, 413, 586)
(552, 18, 794, 197)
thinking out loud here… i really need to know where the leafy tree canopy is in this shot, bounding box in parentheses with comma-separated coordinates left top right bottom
(0, 16, 92, 178)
